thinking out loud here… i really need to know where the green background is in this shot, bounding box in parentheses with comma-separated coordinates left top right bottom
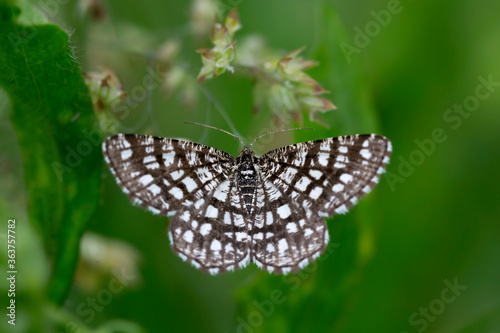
(1, 0, 499, 332)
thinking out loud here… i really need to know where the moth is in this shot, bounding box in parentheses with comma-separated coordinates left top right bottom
(102, 124, 391, 274)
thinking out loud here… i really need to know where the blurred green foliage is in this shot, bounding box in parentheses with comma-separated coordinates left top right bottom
(0, 0, 102, 307)
(0, 0, 499, 332)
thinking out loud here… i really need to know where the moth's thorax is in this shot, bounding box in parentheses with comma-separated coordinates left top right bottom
(236, 148, 259, 214)
(236, 148, 257, 182)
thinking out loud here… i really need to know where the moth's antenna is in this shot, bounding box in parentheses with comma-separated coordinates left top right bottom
(185, 122, 246, 147)
(250, 127, 314, 148)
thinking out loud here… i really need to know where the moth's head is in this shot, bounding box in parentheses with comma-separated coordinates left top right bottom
(239, 147, 255, 157)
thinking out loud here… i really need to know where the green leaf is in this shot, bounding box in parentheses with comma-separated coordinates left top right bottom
(0, 2, 102, 304)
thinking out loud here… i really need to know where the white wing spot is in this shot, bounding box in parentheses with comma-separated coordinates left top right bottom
(171, 170, 184, 180)
(148, 206, 160, 214)
(213, 180, 230, 201)
(210, 239, 222, 251)
(317, 152, 329, 166)
(265, 181, 282, 201)
(278, 238, 289, 253)
(309, 186, 323, 199)
(360, 149, 372, 159)
(234, 214, 245, 227)
(139, 174, 154, 186)
(143, 155, 156, 164)
(183, 230, 194, 243)
(340, 173, 353, 184)
(320, 140, 331, 151)
(292, 150, 307, 167)
(337, 155, 349, 163)
(121, 137, 131, 148)
(266, 211, 274, 225)
(146, 162, 160, 170)
(121, 150, 132, 160)
(335, 204, 348, 214)
(195, 167, 214, 183)
(266, 243, 275, 253)
(169, 187, 183, 199)
(286, 222, 298, 233)
(235, 232, 247, 241)
(200, 223, 212, 236)
(338, 146, 348, 153)
(180, 211, 190, 221)
(224, 211, 231, 225)
(254, 213, 264, 229)
(186, 151, 198, 165)
(230, 191, 240, 207)
(299, 258, 309, 269)
(281, 167, 298, 181)
(309, 169, 322, 180)
(334, 162, 346, 168)
(332, 184, 344, 193)
(205, 205, 218, 218)
(148, 184, 161, 196)
(296, 176, 311, 191)
(254, 232, 263, 240)
(194, 198, 204, 209)
(163, 151, 175, 167)
(181, 177, 197, 192)
(277, 205, 292, 219)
